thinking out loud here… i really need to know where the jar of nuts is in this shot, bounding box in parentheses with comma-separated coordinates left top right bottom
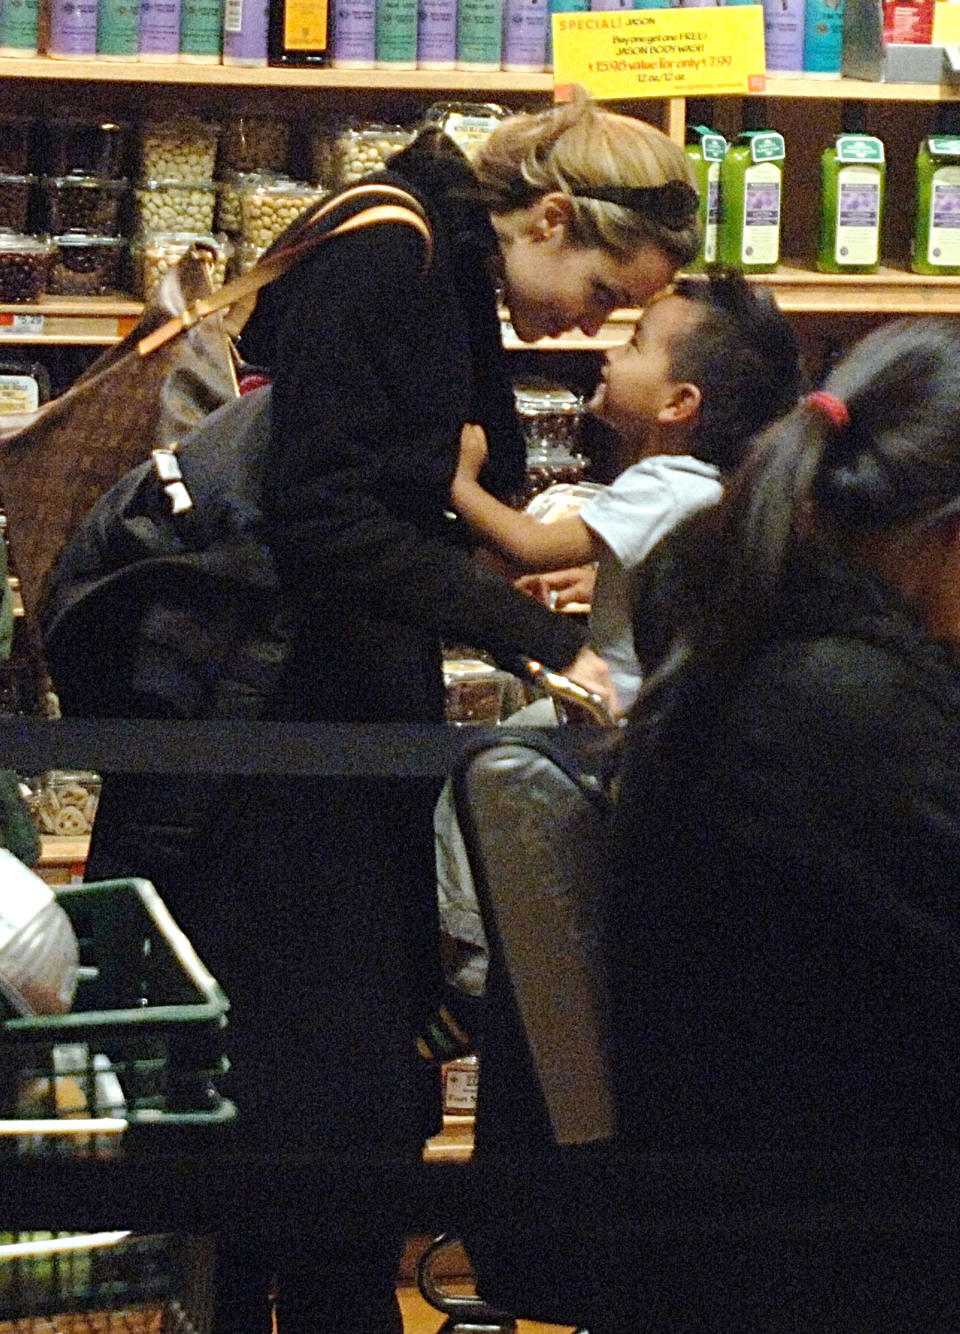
(239, 179, 327, 252)
(216, 169, 285, 235)
(130, 231, 232, 299)
(219, 114, 292, 174)
(0, 234, 55, 302)
(138, 116, 220, 185)
(42, 176, 127, 236)
(309, 120, 414, 188)
(133, 179, 218, 236)
(49, 234, 127, 296)
(0, 174, 36, 233)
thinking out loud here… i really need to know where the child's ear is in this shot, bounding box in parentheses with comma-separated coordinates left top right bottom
(658, 382, 701, 425)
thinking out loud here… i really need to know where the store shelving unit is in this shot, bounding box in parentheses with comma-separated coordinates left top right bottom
(0, 61, 956, 351)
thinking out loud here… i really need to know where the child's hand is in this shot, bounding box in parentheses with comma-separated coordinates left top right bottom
(515, 565, 597, 611)
(456, 423, 489, 482)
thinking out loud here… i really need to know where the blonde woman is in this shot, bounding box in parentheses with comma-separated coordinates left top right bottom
(86, 89, 700, 1334)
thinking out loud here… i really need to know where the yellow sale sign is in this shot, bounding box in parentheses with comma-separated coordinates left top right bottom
(553, 5, 767, 101)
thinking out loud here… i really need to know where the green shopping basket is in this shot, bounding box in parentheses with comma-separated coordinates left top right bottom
(0, 878, 234, 1158)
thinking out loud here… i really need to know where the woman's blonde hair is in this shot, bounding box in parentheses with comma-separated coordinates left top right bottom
(472, 87, 700, 265)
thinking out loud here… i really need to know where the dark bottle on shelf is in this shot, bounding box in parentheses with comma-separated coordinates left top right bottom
(268, 0, 329, 63)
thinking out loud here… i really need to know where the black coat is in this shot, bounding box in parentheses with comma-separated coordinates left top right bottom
(86, 133, 584, 1166)
(603, 547, 960, 1328)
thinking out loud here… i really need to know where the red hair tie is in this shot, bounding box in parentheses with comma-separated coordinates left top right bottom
(806, 390, 849, 430)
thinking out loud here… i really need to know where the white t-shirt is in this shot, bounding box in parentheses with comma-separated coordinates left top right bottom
(579, 453, 723, 711)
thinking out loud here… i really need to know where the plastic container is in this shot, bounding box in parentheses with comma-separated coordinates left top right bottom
(314, 121, 414, 186)
(0, 877, 234, 1139)
(513, 379, 586, 454)
(24, 770, 101, 839)
(0, 235, 53, 302)
(97, 0, 142, 57)
(130, 230, 232, 298)
(0, 175, 35, 233)
(817, 133, 885, 274)
(133, 178, 218, 235)
(48, 235, 127, 296)
(684, 124, 726, 271)
(41, 175, 127, 235)
(0, 118, 33, 176)
(0, 355, 50, 413)
(802, 0, 844, 76)
(216, 168, 284, 233)
(717, 129, 785, 273)
(443, 658, 519, 724)
(239, 178, 326, 249)
(43, 118, 128, 179)
(179, 0, 225, 60)
(138, 117, 220, 185)
(48, 0, 98, 57)
(420, 102, 510, 158)
(219, 114, 292, 173)
(912, 131, 960, 276)
(762, 0, 804, 72)
(222, 0, 270, 64)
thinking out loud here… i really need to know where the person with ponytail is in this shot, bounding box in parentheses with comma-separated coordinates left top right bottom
(601, 317, 960, 1331)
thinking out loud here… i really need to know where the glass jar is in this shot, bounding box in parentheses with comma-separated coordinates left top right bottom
(239, 179, 327, 251)
(0, 174, 36, 232)
(49, 234, 127, 296)
(41, 176, 127, 235)
(219, 114, 292, 174)
(25, 770, 102, 837)
(137, 117, 220, 185)
(420, 101, 510, 158)
(0, 234, 55, 302)
(133, 179, 218, 236)
(513, 380, 588, 506)
(44, 119, 128, 178)
(129, 231, 231, 299)
(0, 115, 34, 175)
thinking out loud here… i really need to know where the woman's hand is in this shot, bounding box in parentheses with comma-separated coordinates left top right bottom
(515, 565, 597, 610)
(456, 423, 489, 485)
(563, 645, 621, 720)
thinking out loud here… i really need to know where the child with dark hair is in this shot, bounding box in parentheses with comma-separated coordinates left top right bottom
(452, 270, 806, 711)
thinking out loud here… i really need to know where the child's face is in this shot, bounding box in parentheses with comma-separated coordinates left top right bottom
(588, 293, 703, 441)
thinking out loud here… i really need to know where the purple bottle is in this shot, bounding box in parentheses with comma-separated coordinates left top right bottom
(331, 0, 376, 64)
(222, 0, 269, 62)
(502, 0, 546, 68)
(763, 0, 805, 72)
(49, 0, 99, 57)
(138, 0, 182, 57)
(417, 0, 457, 67)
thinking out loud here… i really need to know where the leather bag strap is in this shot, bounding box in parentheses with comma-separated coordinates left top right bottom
(136, 183, 433, 358)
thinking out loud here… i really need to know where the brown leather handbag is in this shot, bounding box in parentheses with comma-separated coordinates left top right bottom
(0, 183, 433, 632)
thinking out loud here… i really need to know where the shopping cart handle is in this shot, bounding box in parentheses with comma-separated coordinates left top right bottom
(522, 660, 622, 729)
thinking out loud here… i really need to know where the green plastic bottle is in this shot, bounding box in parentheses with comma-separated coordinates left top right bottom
(717, 130, 785, 274)
(817, 134, 885, 274)
(912, 107, 960, 277)
(684, 124, 727, 272)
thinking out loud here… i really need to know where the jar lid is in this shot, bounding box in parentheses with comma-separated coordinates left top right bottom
(53, 232, 127, 248)
(246, 178, 325, 198)
(513, 381, 584, 415)
(43, 174, 127, 191)
(0, 173, 37, 186)
(0, 233, 54, 252)
(137, 178, 218, 192)
(134, 230, 232, 255)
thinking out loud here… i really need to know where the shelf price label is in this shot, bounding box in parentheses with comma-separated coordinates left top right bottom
(0, 313, 45, 337)
(553, 5, 766, 101)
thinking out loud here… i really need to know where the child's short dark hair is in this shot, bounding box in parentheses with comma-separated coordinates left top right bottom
(669, 270, 806, 472)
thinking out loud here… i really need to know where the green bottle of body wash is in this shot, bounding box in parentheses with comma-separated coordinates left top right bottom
(817, 134, 885, 274)
(717, 129, 785, 274)
(912, 105, 960, 277)
(685, 124, 727, 273)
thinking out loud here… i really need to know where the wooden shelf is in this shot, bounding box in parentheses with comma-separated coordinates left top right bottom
(0, 55, 554, 92)
(423, 1114, 474, 1164)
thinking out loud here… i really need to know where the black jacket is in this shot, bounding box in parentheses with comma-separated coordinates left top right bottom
(602, 547, 960, 1321)
(241, 130, 584, 722)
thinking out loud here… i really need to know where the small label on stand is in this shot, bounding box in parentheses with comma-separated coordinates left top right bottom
(0, 314, 45, 337)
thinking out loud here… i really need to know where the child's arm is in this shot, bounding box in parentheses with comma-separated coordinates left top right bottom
(453, 425, 601, 572)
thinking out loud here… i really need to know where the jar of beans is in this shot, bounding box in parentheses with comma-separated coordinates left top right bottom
(138, 117, 220, 185)
(0, 175, 36, 232)
(129, 231, 232, 299)
(216, 169, 284, 235)
(49, 234, 127, 296)
(42, 176, 127, 235)
(44, 118, 128, 178)
(0, 234, 55, 302)
(133, 179, 218, 235)
(239, 179, 327, 252)
(309, 120, 413, 188)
